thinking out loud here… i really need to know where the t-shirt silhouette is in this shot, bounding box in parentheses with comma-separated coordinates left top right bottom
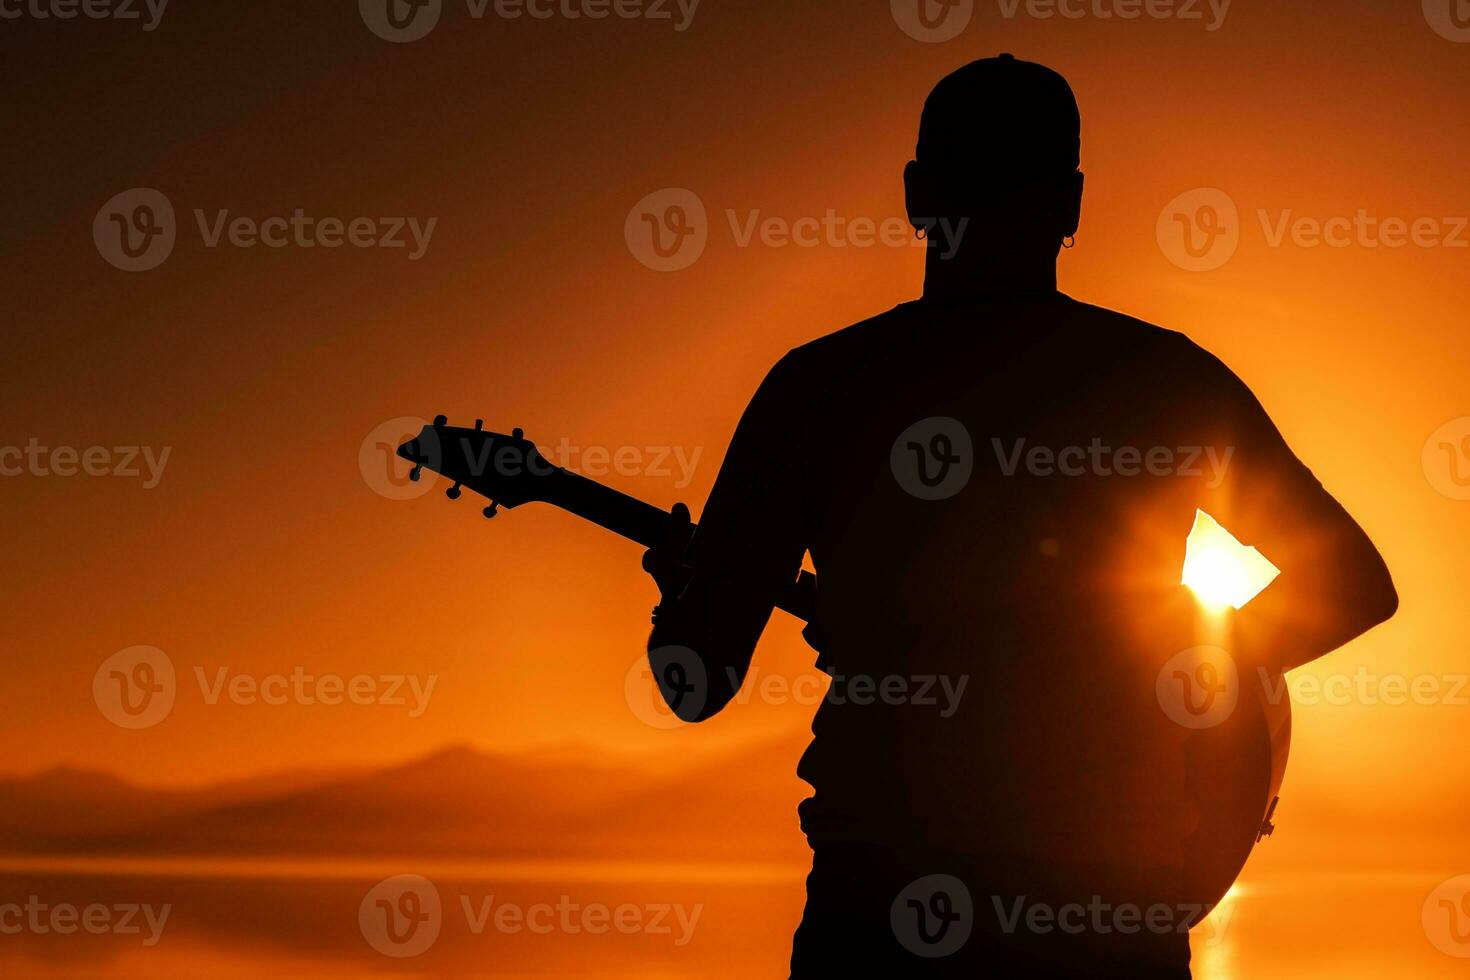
(678, 291, 1333, 873)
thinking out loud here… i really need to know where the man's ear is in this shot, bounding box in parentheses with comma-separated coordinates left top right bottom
(1061, 171, 1084, 238)
(903, 159, 928, 232)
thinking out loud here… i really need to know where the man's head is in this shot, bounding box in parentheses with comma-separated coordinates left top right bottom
(905, 55, 1083, 272)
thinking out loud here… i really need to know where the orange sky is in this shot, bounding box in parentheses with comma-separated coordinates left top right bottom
(3, 0, 1468, 870)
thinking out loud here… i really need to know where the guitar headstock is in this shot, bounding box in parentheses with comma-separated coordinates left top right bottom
(396, 415, 560, 518)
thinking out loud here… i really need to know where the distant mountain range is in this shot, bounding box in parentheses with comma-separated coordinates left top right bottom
(5, 738, 1467, 877)
(0, 737, 811, 862)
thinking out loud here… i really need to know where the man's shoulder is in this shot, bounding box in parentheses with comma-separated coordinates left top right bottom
(1065, 301, 1260, 413)
(776, 297, 1218, 371)
(747, 304, 919, 399)
(780, 302, 919, 366)
(1065, 299, 1209, 357)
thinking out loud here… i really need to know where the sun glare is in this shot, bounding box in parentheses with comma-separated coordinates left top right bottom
(1181, 510, 1280, 610)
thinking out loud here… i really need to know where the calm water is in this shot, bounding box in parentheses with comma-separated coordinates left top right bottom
(0, 857, 1463, 977)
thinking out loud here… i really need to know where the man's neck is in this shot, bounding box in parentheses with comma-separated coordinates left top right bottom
(921, 259, 1058, 302)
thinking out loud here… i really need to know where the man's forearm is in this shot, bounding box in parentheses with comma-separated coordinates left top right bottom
(1233, 543, 1397, 672)
(647, 573, 771, 722)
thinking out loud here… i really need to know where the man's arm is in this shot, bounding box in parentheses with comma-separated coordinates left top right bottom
(1197, 349, 1397, 672)
(644, 355, 808, 721)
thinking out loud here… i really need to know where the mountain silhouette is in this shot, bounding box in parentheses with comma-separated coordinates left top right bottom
(0, 763, 356, 845)
(2, 738, 808, 863)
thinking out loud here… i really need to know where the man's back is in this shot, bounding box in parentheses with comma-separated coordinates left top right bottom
(689, 292, 1321, 873)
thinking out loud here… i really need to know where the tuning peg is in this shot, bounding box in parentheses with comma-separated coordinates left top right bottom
(474, 419, 484, 431)
(408, 463, 423, 482)
(446, 482, 462, 500)
(1258, 795, 1280, 842)
(482, 502, 499, 519)
(433, 414, 448, 427)
(512, 427, 524, 439)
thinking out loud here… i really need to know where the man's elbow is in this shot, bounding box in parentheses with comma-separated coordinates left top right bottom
(1365, 570, 1399, 630)
(666, 691, 732, 724)
(1351, 551, 1399, 634)
(647, 642, 740, 724)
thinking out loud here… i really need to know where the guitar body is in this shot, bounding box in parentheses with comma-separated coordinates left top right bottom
(1182, 668, 1291, 909)
(397, 417, 1288, 914)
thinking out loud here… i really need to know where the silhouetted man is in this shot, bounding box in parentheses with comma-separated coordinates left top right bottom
(643, 55, 1396, 978)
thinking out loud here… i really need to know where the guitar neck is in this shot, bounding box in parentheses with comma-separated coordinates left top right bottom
(545, 468, 816, 622)
(548, 468, 672, 549)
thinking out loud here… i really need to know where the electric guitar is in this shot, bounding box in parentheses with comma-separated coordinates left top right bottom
(395, 415, 1290, 913)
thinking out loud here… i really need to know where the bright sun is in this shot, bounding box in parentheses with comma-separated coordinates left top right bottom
(1181, 510, 1280, 610)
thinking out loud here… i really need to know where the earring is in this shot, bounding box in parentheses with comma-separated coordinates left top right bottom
(1062, 235, 1076, 249)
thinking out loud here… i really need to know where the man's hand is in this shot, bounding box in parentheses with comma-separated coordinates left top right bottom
(642, 502, 695, 615)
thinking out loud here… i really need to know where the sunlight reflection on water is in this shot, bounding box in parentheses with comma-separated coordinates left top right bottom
(0, 862, 1464, 977)
(1192, 871, 1469, 980)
